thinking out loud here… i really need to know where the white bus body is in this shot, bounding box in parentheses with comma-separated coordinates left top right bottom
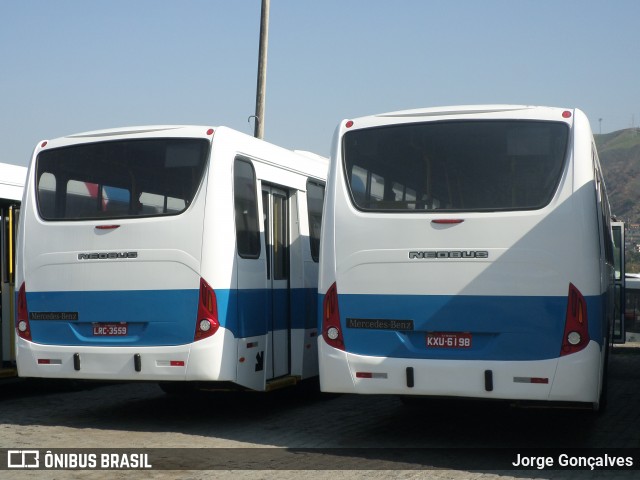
(0, 162, 26, 376)
(0, 162, 26, 203)
(16, 126, 327, 391)
(319, 105, 614, 409)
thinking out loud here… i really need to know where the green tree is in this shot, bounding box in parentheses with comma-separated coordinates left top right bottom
(626, 249, 640, 274)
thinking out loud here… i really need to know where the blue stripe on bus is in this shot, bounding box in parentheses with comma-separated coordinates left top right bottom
(25, 287, 317, 347)
(318, 292, 606, 361)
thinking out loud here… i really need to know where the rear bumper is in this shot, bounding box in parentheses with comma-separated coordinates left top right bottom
(318, 338, 603, 404)
(16, 328, 237, 382)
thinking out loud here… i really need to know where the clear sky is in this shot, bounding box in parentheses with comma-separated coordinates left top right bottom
(1, 0, 639, 165)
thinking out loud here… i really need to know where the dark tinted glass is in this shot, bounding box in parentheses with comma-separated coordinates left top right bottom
(36, 139, 209, 220)
(234, 159, 261, 258)
(343, 121, 568, 212)
(306, 182, 324, 261)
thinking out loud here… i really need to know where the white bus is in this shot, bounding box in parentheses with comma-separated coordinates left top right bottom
(15, 126, 327, 392)
(0, 162, 26, 378)
(319, 105, 615, 410)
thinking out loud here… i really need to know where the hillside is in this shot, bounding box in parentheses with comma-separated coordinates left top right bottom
(596, 128, 640, 222)
(595, 128, 640, 270)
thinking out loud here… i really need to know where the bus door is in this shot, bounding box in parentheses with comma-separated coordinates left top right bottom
(612, 222, 625, 343)
(1, 204, 18, 373)
(262, 186, 290, 379)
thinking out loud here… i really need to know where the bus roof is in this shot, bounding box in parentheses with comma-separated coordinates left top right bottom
(41, 125, 216, 147)
(35, 125, 329, 182)
(0, 161, 27, 202)
(341, 105, 580, 129)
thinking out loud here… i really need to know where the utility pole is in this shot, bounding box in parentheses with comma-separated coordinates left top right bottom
(253, 0, 270, 139)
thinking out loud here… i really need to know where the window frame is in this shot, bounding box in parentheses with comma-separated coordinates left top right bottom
(233, 157, 261, 260)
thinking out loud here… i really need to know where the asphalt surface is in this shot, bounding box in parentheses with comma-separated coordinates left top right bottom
(0, 345, 639, 479)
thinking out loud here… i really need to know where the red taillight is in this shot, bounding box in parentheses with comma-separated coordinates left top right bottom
(561, 283, 589, 356)
(16, 282, 32, 341)
(195, 278, 219, 341)
(322, 282, 344, 350)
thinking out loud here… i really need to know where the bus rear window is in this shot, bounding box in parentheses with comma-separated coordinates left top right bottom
(343, 121, 568, 212)
(36, 138, 209, 220)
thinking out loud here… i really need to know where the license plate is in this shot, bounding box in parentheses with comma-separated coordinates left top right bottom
(426, 332, 472, 349)
(93, 323, 128, 336)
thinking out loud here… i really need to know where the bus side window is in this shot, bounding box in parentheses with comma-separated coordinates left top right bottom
(233, 158, 261, 259)
(306, 181, 325, 262)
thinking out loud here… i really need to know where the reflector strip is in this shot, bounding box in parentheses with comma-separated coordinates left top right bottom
(531, 377, 549, 384)
(355, 372, 388, 379)
(156, 360, 186, 367)
(514, 377, 549, 384)
(37, 359, 62, 365)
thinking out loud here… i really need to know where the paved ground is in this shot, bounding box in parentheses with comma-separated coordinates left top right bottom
(1, 346, 639, 479)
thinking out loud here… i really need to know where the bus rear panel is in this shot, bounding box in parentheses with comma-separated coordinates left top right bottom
(16, 126, 327, 391)
(318, 106, 613, 409)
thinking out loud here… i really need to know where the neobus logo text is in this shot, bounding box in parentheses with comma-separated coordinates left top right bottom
(77, 252, 138, 260)
(408, 250, 489, 259)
